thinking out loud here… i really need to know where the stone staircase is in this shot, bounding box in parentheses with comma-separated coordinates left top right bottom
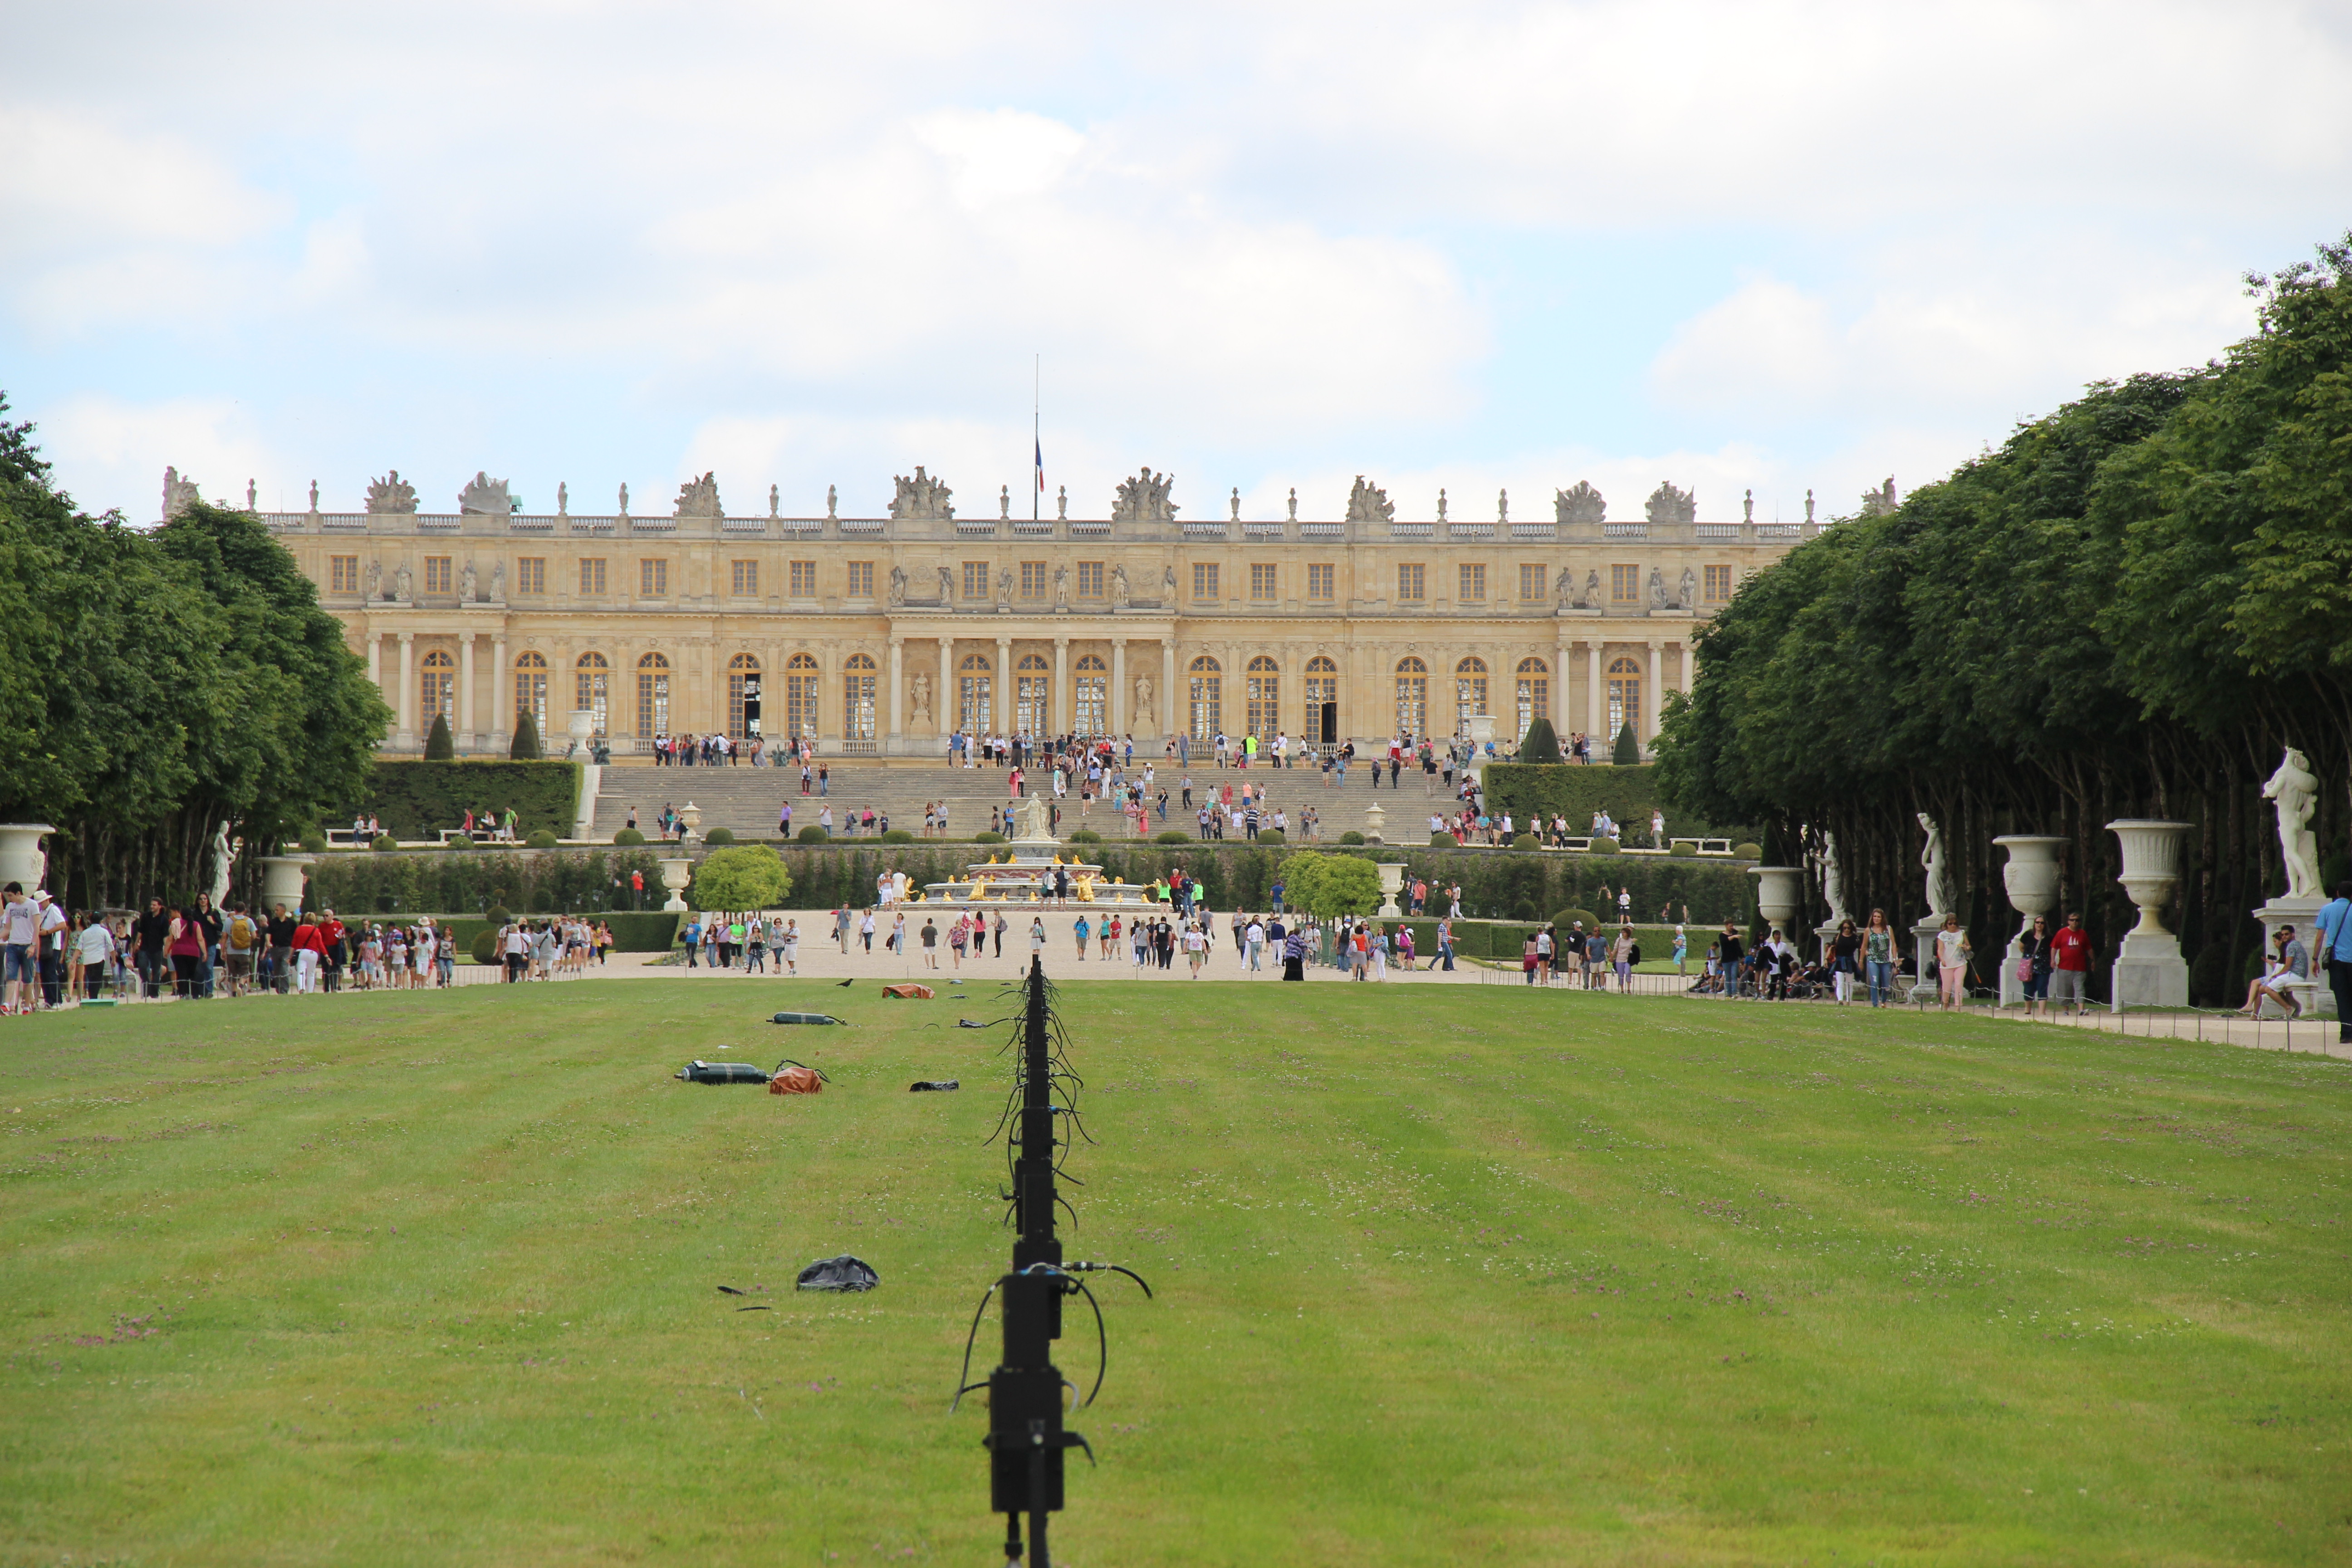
(586, 759, 1445, 842)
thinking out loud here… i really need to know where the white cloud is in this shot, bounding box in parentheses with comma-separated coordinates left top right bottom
(37, 393, 287, 520)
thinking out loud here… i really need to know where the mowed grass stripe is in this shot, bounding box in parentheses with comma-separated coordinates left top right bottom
(2, 981, 2345, 1565)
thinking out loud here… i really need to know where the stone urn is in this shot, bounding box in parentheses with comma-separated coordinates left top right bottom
(1748, 865, 1803, 933)
(0, 823, 55, 893)
(1994, 834, 2067, 1006)
(567, 709, 596, 745)
(658, 856, 694, 913)
(1362, 801, 1387, 844)
(678, 801, 703, 842)
(2107, 819, 2191, 1008)
(1376, 862, 1405, 918)
(257, 853, 315, 912)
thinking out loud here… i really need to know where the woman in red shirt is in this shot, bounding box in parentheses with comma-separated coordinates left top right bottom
(166, 906, 206, 999)
(291, 914, 328, 995)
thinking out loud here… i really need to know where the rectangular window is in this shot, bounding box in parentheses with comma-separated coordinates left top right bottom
(846, 560, 874, 598)
(1704, 564, 1734, 603)
(516, 557, 546, 595)
(1020, 560, 1048, 598)
(1077, 561, 1104, 598)
(1307, 563, 1335, 602)
(1249, 562, 1278, 601)
(963, 561, 990, 600)
(843, 667, 877, 740)
(328, 555, 360, 594)
(423, 556, 453, 595)
(1518, 563, 1546, 601)
(1610, 564, 1639, 604)
(731, 559, 759, 596)
(579, 558, 607, 595)
(640, 558, 669, 597)
(1192, 562, 1220, 601)
(1397, 563, 1426, 602)
(789, 560, 818, 597)
(1458, 563, 1486, 602)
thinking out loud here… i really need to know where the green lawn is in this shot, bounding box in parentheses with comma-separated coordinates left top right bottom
(4, 981, 2347, 1565)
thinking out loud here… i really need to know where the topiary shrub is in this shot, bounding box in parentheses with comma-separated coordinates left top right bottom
(1154, 830, 1191, 845)
(702, 827, 736, 845)
(1612, 721, 1641, 766)
(1669, 841, 1699, 857)
(1589, 836, 1620, 854)
(299, 830, 328, 854)
(424, 713, 456, 760)
(1511, 833, 1538, 851)
(1339, 830, 1366, 846)
(613, 828, 646, 846)
(1067, 828, 1103, 844)
(797, 825, 829, 844)
(881, 828, 915, 844)
(1256, 828, 1285, 847)
(1430, 830, 1457, 846)
(1515, 715, 1562, 764)
(1732, 842, 1762, 859)
(973, 831, 1007, 844)
(371, 833, 398, 851)
(470, 930, 499, 966)
(441, 834, 472, 851)
(1552, 906, 1601, 934)
(485, 904, 513, 928)
(525, 828, 561, 849)
(509, 710, 543, 760)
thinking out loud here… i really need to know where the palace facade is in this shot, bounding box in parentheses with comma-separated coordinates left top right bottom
(242, 468, 1818, 758)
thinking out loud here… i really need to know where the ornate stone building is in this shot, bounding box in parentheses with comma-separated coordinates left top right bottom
(241, 467, 1822, 758)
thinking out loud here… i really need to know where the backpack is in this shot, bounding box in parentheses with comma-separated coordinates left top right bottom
(228, 915, 255, 951)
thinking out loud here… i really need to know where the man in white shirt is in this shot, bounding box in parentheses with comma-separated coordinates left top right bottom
(1245, 917, 1265, 972)
(1, 883, 39, 1014)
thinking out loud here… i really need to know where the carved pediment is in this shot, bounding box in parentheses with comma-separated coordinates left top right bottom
(1112, 467, 1179, 522)
(890, 466, 954, 520)
(1643, 482, 1695, 525)
(1554, 480, 1605, 526)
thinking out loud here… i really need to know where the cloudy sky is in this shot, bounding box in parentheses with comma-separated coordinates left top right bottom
(6, 1, 2348, 525)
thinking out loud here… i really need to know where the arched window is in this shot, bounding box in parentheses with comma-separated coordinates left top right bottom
(1074, 654, 1108, 736)
(420, 649, 455, 727)
(637, 652, 671, 740)
(1394, 656, 1428, 739)
(575, 652, 609, 735)
(785, 652, 820, 741)
(1304, 655, 1338, 748)
(1514, 656, 1549, 740)
(1607, 655, 1643, 742)
(959, 652, 992, 735)
(1188, 655, 1222, 740)
(1015, 652, 1051, 736)
(1454, 656, 1488, 739)
(726, 653, 761, 741)
(843, 653, 877, 741)
(1246, 655, 1279, 740)
(513, 651, 549, 738)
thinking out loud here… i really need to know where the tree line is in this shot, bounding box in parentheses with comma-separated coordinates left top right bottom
(0, 398, 390, 910)
(1656, 235, 2352, 1004)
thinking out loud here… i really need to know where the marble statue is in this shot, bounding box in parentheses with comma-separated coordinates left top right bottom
(1053, 563, 1069, 609)
(618, 481, 630, 515)
(1345, 475, 1394, 524)
(308, 479, 319, 511)
(1056, 484, 1067, 520)
(1498, 488, 1509, 523)
(675, 471, 722, 518)
(911, 672, 931, 726)
(1647, 566, 1667, 609)
(1805, 489, 1816, 524)
(1553, 566, 1576, 611)
(1819, 831, 1848, 924)
(1919, 812, 1954, 918)
(1554, 480, 1605, 526)
(245, 479, 256, 510)
(1580, 569, 1600, 610)
(459, 471, 511, 514)
(1134, 674, 1154, 731)
(1161, 563, 1177, 599)
(996, 566, 1013, 607)
(890, 466, 954, 520)
(1111, 564, 1129, 607)
(1644, 481, 1696, 526)
(827, 484, 837, 519)
(1000, 483, 1010, 519)
(2264, 746, 2323, 899)
(490, 560, 504, 601)
(888, 564, 907, 607)
(1744, 488, 1754, 523)
(1437, 488, 1448, 523)
(460, 559, 478, 602)
(393, 563, 413, 602)
(366, 470, 418, 513)
(1287, 487, 1298, 523)
(365, 559, 382, 599)
(937, 564, 955, 601)
(1112, 467, 1178, 522)
(1678, 566, 1697, 609)
(1860, 477, 1898, 518)
(210, 823, 234, 907)
(1013, 792, 1052, 842)
(1230, 486, 1240, 523)
(557, 480, 568, 514)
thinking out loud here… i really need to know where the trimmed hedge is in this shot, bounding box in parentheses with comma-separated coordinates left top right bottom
(974, 831, 1008, 844)
(798, 825, 829, 843)
(449, 910, 682, 962)
(344, 759, 579, 841)
(1154, 830, 1191, 845)
(702, 827, 736, 845)
(309, 848, 669, 917)
(614, 828, 647, 846)
(525, 829, 561, 849)
(1338, 831, 1366, 846)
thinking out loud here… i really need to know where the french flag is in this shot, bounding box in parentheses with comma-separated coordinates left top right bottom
(1035, 436, 1045, 493)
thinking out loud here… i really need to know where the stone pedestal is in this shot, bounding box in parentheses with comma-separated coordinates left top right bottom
(257, 854, 315, 913)
(1376, 862, 1405, 919)
(1911, 918, 1946, 1003)
(678, 802, 703, 844)
(658, 857, 694, 913)
(2255, 896, 2335, 1019)
(1994, 835, 2066, 1008)
(0, 823, 55, 893)
(1362, 802, 1387, 844)
(2108, 819, 2191, 1012)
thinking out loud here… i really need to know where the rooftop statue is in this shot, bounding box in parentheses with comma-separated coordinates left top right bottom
(458, 470, 511, 514)
(1554, 480, 1605, 526)
(890, 466, 954, 520)
(366, 470, 419, 514)
(1860, 476, 1899, 518)
(1112, 467, 1179, 522)
(162, 466, 202, 520)
(1344, 475, 1394, 524)
(675, 471, 722, 518)
(1643, 482, 1696, 525)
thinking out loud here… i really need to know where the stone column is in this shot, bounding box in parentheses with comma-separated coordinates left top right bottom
(397, 631, 416, 751)
(1161, 640, 1177, 743)
(491, 633, 509, 753)
(365, 628, 382, 696)
(1054, 636, 1069, 734)
(1554, 632, 1572, 741)
(1645, 639, 1663, 745)
(1110, 637, 1128, 734)
(458, 632, 477, 749)
(1583, 639, 1602, 746)
(939, 635, 954, 737)
(887, 637, 904, 749)
(995, 633, 1012, 733)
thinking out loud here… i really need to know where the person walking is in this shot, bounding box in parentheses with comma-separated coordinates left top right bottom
(2017, 916, 2052, 1015)
(1862, 909, 1895, 1007)
(1716, 919, 1744, 1001)
(2047, 911, 2091, 1016)
(1934, 913, 1971, 1009)
(2315, 880, 2352, 1046)
(920, 916, 940, 970)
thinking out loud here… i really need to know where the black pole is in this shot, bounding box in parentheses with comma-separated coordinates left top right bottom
(989, 956, 1069, 1563)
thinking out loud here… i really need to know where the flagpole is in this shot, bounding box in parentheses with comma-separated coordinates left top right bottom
(1033, 354, 1040, 524)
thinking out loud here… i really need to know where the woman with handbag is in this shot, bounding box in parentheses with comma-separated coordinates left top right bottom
(1829, 918, 1861, 1005)
(2018, 916, 2053, 1015)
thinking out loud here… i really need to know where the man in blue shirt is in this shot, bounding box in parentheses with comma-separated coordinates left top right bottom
(2315, 879, 2352, 1045)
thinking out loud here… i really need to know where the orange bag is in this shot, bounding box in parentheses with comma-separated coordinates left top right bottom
(881, 983, 935, 999)
(769, 1061, 826, 1095)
